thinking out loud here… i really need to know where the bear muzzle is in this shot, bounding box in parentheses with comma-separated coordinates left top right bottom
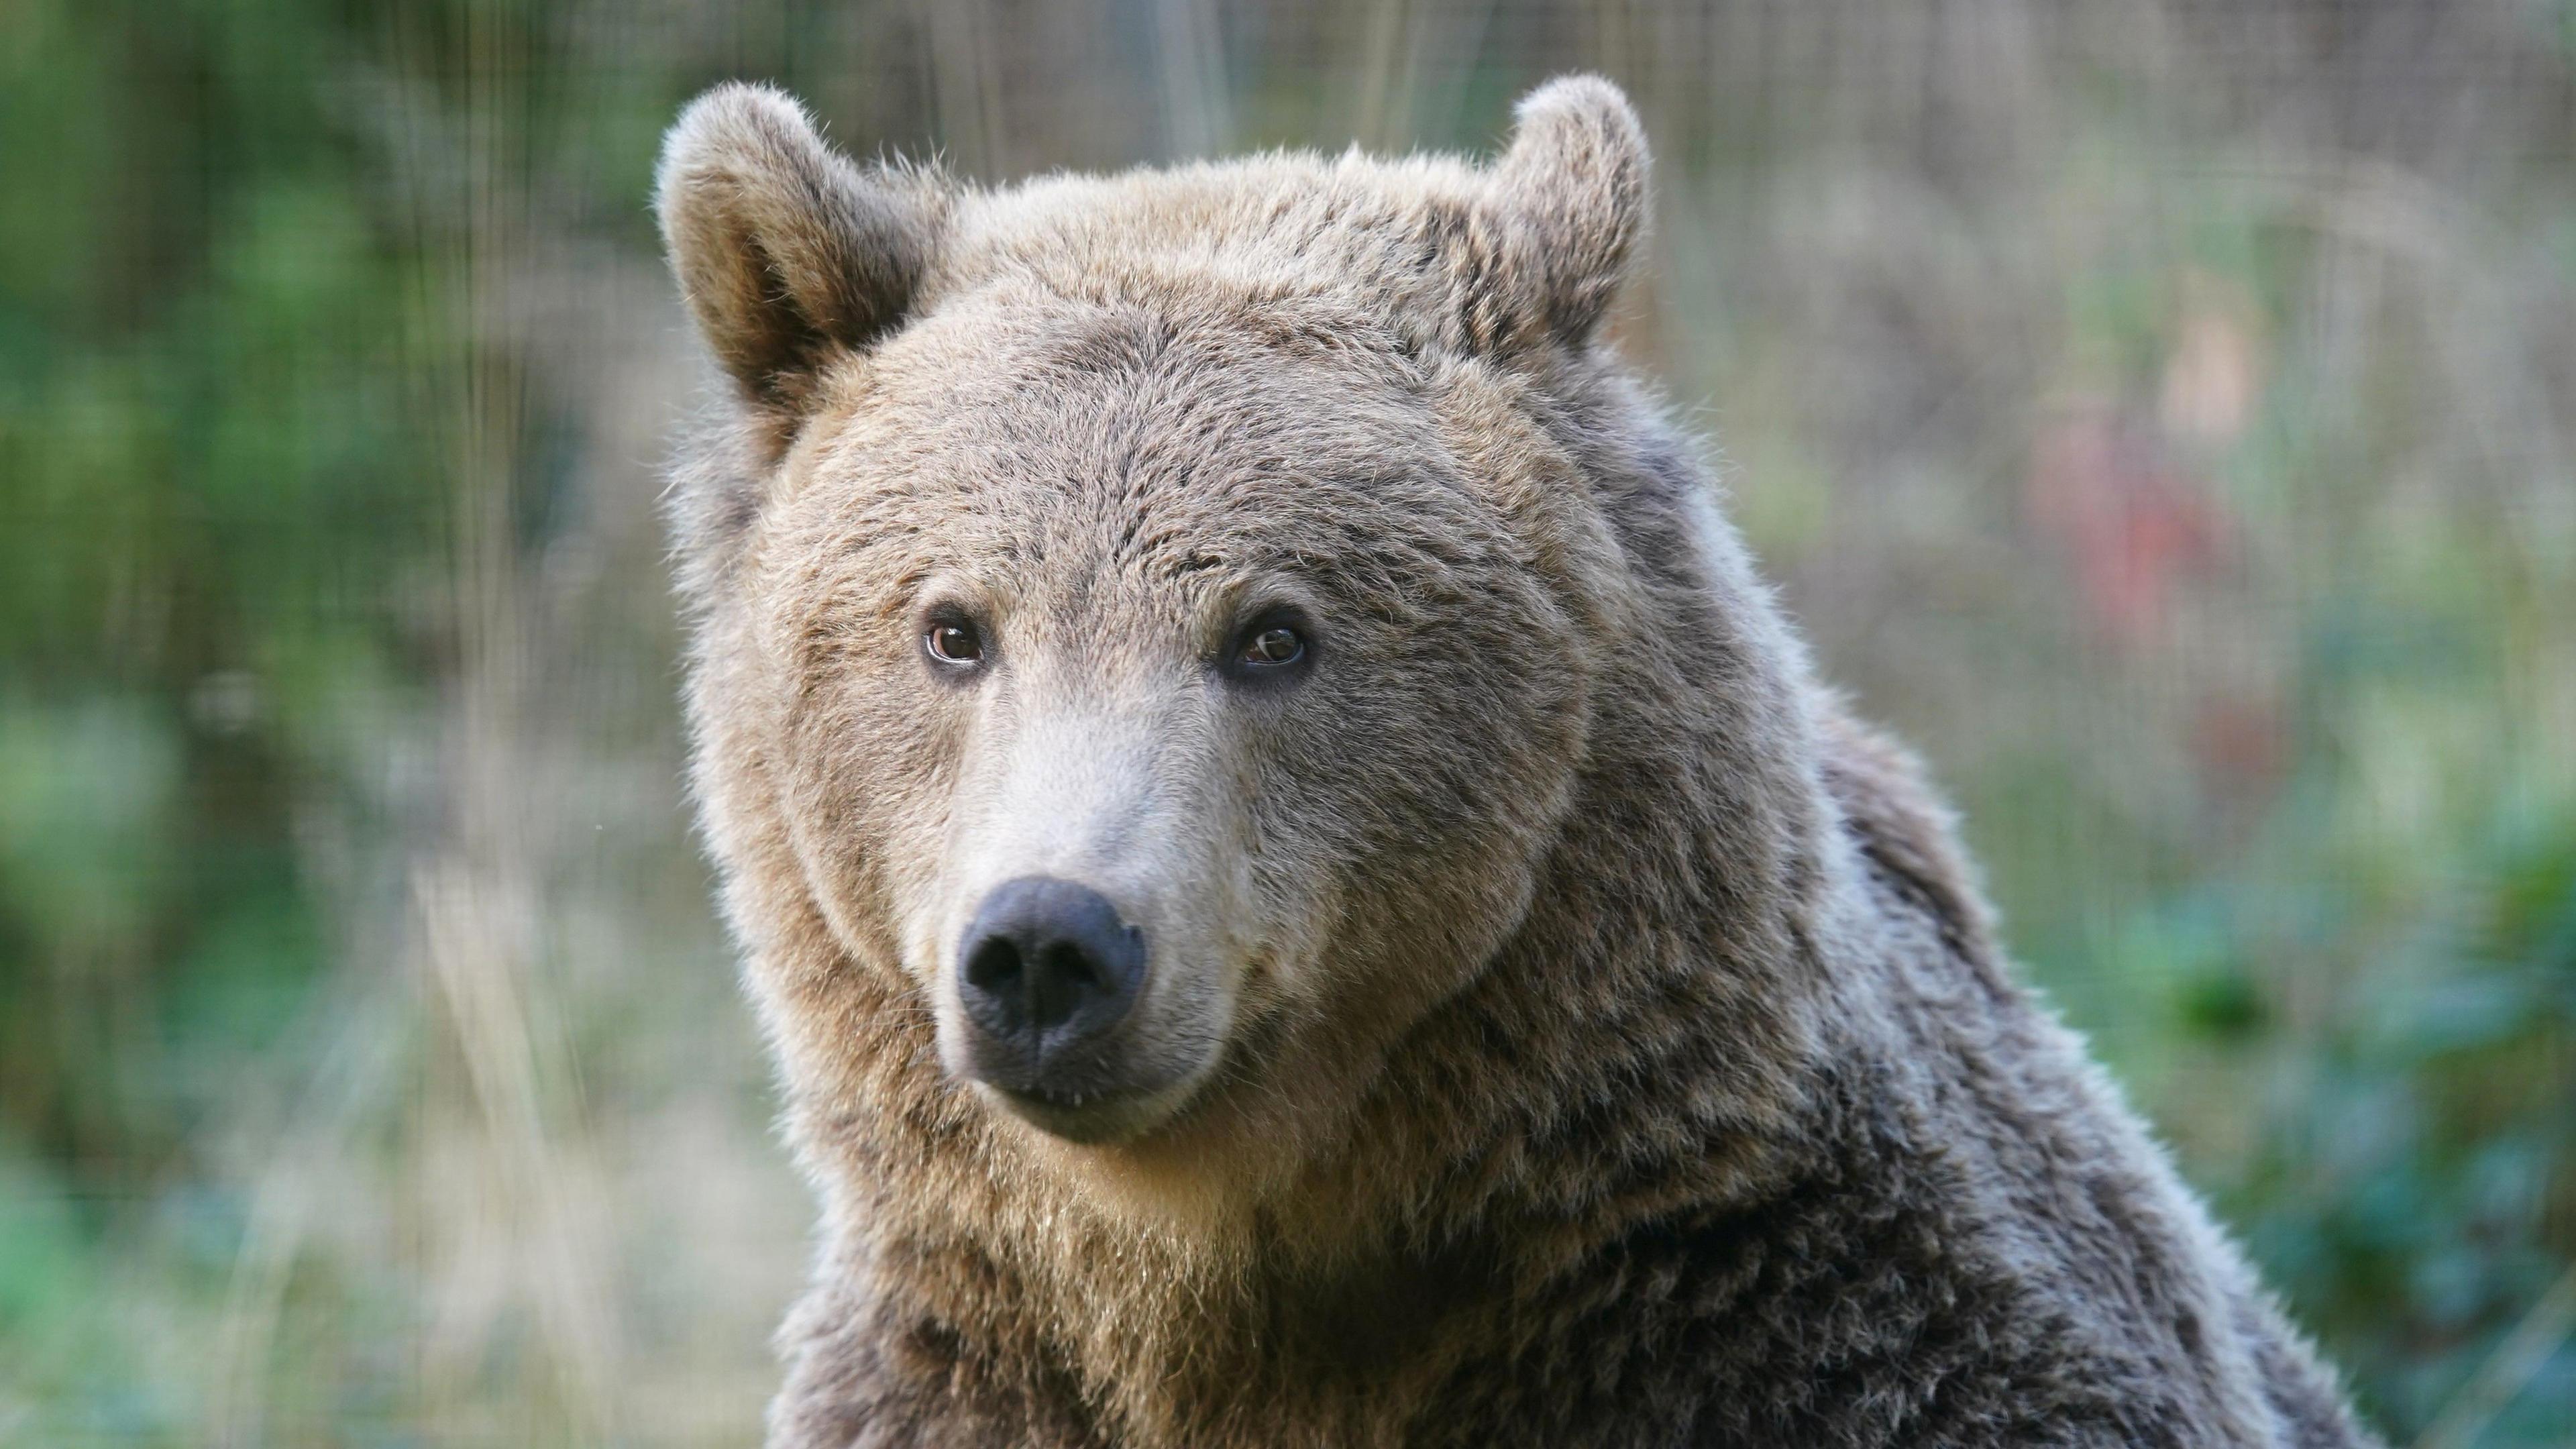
(955, 875, 1181, 1140)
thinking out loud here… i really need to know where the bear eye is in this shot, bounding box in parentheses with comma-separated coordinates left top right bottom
(924, 619, 985, 667)
(1232, 621, 1306, 672)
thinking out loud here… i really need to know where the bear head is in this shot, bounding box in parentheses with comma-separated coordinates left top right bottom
(656, 79, 1727, 1224)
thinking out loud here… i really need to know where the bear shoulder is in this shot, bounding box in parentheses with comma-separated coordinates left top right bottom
(1815, 704, 2002, 975)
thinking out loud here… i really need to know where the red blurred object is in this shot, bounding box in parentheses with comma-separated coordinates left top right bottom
(2025, 402, 2230, 647)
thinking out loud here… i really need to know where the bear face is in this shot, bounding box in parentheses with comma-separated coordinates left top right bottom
(751, 294, 1597, 1152)
(660, 81, 1649, 1192)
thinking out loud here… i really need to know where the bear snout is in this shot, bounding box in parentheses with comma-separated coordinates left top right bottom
(954, 876, 1150, 1113)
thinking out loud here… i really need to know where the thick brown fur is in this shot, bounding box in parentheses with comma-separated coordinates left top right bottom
(655, 77, 2380, 1448)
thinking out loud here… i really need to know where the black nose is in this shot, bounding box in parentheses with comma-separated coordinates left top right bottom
(956, 877, 1146, 1088)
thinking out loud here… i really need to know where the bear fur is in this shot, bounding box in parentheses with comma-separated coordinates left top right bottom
(654, 75, 2380, 1449)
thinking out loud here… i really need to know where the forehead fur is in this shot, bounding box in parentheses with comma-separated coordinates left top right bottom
(923, 154, 1493, 352)
(930, 75, 1647, 356)
(782, 291, 1517, 625)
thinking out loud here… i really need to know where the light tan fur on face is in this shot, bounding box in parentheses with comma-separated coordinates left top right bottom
(658, 77, 2377, 1449)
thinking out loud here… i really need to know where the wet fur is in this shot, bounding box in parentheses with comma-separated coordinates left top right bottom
(656, 78, 2378, 1448)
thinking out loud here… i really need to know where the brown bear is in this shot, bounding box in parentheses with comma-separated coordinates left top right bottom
(653, 75, 2379, 1449)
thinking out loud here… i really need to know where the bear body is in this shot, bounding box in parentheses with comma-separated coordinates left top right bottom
(654, 77, 2378, 1448)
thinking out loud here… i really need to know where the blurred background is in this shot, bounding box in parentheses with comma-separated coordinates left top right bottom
(2, 0, 2572, 1444)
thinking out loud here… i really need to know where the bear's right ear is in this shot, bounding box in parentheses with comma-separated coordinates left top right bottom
(655, 83, 944, 418)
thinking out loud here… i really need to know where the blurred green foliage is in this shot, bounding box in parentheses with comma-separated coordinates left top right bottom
(0, 0, 418, 1184)
(2, 0, 2571, 1444)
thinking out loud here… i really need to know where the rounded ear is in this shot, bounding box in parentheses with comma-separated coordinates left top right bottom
(1476, 75, 1650, 350)
(654, 83, 945, 414)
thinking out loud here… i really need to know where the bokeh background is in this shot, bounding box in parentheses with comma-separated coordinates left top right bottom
(3, 1, 2573, 1444)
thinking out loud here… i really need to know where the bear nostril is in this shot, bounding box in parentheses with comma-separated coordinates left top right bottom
(963, 935, 1026, 1010)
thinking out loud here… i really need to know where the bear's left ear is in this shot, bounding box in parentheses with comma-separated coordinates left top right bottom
(1467, 76, 1650, 353)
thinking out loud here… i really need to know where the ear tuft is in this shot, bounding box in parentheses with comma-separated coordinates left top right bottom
(1487, 75, 1650, 347)
(654, 83, 943, 415)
